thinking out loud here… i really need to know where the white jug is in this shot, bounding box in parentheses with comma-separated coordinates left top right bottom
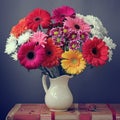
(42, 75, 73, 111)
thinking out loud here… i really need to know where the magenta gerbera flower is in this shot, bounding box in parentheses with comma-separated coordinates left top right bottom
(30, 31, 47, 47)
(82, 37, 109, 67)
(52, 6, 75, 22)
(17, 42, 45, 69)
(64, 16, 91, 32)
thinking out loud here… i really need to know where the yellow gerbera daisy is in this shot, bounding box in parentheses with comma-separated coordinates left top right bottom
(61, 50, 86, 74)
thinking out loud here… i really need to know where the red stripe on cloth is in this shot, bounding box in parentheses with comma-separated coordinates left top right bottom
(107, 104, 116, 120)
(79, 112, 92, 120)
(78, 104, 92, 120)
(51, 111, 55, 120)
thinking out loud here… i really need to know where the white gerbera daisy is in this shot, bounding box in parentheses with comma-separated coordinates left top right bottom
(103, 37, 116, 62)
(6, 34, 17, 43)
(103, 36, 117, 49)
(82, 15, 108, 39)
(18, 30, 32, 45)
(5, 35, 17, 54)
(11, 52, 18, 61)
(76, 13, 85, 19)
(108, 50, 113, 62)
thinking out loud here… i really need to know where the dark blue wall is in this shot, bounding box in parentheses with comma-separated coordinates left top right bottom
(0, 0, 120, 119)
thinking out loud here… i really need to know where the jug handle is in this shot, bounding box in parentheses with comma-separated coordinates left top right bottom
(42, 75, 48, 93)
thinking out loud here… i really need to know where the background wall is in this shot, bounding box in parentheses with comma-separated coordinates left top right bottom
(0, 0, 120, 119)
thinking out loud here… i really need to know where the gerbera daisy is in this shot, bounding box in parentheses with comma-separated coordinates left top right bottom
(5, 34, 17, 55)
(26, 8, 51, 31)
(18, 30, 32, 45)
(41, 38, 63, 68)
(103, 36, 116, 62)
(11, 52, 17, 61)
(103, 36, 116, 50)
(10, 18, 27, 38)
(30, 31, 47, 47)
(64, 16, 91, 33)
(17, 42, 45, 69)
(82, 15, 108, 39)
(82, 37, 109, 66)
(52, 6, 75, 22)
(61, 50, 86, 74)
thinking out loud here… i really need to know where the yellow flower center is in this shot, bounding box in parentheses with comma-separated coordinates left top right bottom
(81, 34, 85, 39)
(72, 44, 76, 48)
(72, 34, 76, 39)
(63, 29, 68, 33)
(57, 38, 61, 42)
(71, 58, 78, 64)
(54, 31, 59, 35)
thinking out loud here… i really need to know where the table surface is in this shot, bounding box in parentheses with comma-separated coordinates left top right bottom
(6, 103, 120, 120)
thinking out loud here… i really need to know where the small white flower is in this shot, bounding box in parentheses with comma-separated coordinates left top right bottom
(5, 34, 18, 55)
(6, 34, 17, 43)
(11, 52, 18, 61)
(76, 13, 85, 19)
(108, 50, 113, 62)
(82, 15, 108, 39)
(103, 37, 117, 62)
(103, 36, 117, 50)
(18, 30, 32, 45)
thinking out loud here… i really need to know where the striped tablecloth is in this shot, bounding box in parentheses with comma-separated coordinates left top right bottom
(6, 103, 120, 120)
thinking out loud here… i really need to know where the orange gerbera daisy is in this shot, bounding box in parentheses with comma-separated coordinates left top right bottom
(61, 50, 86, 74)
(41, 38, 63, 68)
(10, 18, 27, 38)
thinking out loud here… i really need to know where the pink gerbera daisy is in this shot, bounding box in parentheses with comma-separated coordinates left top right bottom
(64, 16, 91, 32)
(82, 37, 109, 67)
(17, 42, 45, 69)
(26, 8, 51, 31)
(52, 6, 75, 22)
(30, 31, 47, 47)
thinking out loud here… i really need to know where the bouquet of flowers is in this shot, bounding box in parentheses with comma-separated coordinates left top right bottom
(5, 6, 116, 78)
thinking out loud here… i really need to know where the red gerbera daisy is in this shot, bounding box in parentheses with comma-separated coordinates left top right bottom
(52, 6, 75, 22)
(26, 8, 51, 31)
(82, 37, 109, 66)
(41, 38, 63, 68)
(17, 42, 45, 69)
